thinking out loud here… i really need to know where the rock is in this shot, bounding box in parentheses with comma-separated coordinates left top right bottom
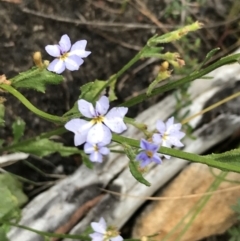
(132, 163, 240, 241)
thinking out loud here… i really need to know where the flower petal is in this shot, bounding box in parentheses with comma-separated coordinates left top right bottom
(140, 139, 148, 150)
(47, 59, 65, 74)
(165, 116, 174, 129)
(136, 152, 151, 167)
(78, 99, 95, 118)
(167, 123, 182, 133)
(70, 40, 91, 58)
(96, 96, 109, 115)
(59, 34, 71, 53)
(156, 120, 166, 135)
(89, 152, 102, 163)
(91, 220, 106, 234)
(152, 154, 162, 164)
(104, 107, 128, 133)
(167, 136, 184, 147)
(84, 142, 95, 154)
(152, 133, 162, 145)
(65, 119, 93, 146)
(111, 235, 123, 241)
(98, 217, 107, 230)
(87, 123, 112, 144)
(89, 232, 104, 241)
(65, 55, 84, 71)
(99, 146, 109, 155)
(45, 45, 61, 57)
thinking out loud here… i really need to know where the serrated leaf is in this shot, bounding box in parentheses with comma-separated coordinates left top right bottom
(63, 79, 106, 117)
(12, 118, 25, 143)
(0, 173, 28, 207)
(79, 80, 106, 101)
(129, 160, 151, 186)
(140, 46, 164, 58)
(0, 104, 5, 127)
(10, 67, 63, 93)
(207, 149, 240, 166)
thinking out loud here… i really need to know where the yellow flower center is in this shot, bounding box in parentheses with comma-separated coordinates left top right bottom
(92, 116, 104, 124)
(59, 52, 69, 61)
(146, 150, 153, 158)
(163, 133, 168, 140)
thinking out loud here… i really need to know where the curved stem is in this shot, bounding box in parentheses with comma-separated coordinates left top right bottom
(94, 46, 147, 100)
(0, 84, 63, 124)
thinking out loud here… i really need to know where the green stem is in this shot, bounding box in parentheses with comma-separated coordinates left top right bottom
(4, 222, 90, 240)
(121, 53, 240, 107)
(112, 134, 240, 172)
(0, 84, 63, 124)
(94, 46, 148, 100)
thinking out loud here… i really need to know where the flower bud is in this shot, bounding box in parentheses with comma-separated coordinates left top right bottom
(33, 51, 44, 68)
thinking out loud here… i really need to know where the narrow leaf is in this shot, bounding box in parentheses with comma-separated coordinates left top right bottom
(129, 160, 151, 186)
(198, 47, 220, 70)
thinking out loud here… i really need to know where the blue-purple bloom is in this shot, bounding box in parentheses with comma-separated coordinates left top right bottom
(45, 34, 91, 74)
(84, 142, 110, 163)
(90, 217, 123, 241)
(136, 139, 162, 167)
(65, 96, 128, 146)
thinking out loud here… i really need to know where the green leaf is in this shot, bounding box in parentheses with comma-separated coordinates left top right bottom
(0, 104, 5, 127)
(206, 149, 240, 170)
(0, 226, 10, 241)
(63, 79, 106, 117)
(11, 118, 26, 143)
(129, 160, 151, 186)
(81, 153, 93, 169)
(0, 185, 20, 221)
(198, 47, 220, 70)
(108, 78, 117, 102)
(10, 67, 63, 93)
(0, 173, 28, 207)
(11, 138, 82, 157)
(79, 80, 106, 101)
(124, 144, 151, 186)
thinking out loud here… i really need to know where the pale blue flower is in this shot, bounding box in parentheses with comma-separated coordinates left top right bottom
(152, 117, 185, 148)
(152, 117, 185, 159)
(45, 34, 91, 74)
(84, 142, 110, 163)
(90, 217, 123, 241)
(65, 96, 128, 146)
(136, 139, 162, 167)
